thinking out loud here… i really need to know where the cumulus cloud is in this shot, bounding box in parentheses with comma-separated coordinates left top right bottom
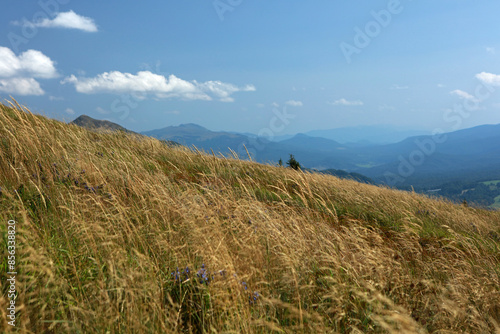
(0, 46, 58, 95)
(476, 72, 500, 86)
(65, 108, 75, 115)
(61, 71, 255, 102)
(330, 98, 364, 106)
(0, 78, 44, 95)
(17, 11, 98, 32)
(0, 47, 57, 79)
(450, 89, 476, 101)
(285, 100, 303, 107)
(195, 81, 255, 102)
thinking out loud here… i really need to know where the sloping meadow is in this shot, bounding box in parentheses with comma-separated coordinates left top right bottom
(0, 100, 499, 333)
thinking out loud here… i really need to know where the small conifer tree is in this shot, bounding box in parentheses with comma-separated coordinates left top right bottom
(286, 154, 301, 170)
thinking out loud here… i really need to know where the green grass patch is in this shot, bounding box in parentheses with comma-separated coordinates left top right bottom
(482, 180, 500, 186)
(253, 187, 283, 203)
(492, 195, 500, 209)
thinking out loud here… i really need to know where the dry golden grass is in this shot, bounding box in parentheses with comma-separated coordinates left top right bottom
(0, 100, 499, 333)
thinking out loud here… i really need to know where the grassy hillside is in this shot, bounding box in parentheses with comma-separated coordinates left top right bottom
(1, 100, 499, 333)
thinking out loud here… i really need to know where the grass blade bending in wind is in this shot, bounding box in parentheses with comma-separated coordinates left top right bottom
(0, 100, 499, 333)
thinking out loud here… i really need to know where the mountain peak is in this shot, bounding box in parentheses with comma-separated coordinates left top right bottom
(178, 123, 208, 130)
(72, 114, 93, 122)
(70, 114, 131, 133)
(292, 133, 310, 139)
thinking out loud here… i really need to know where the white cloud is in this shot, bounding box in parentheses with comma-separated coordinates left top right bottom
(271, 102, 279, 108)
(65, 108, 75, 115)
(0, 77, 44, 95)
(61, 71, 255, 102)
(486, 47, 496, 55)
(195, 81, 255, 102)
(0, 47, 57, 79)
(18, 11, 98, 32)
(285, 100, 303, 107)
(330, 98, 364, 106)
(450, 89, 477, 101)
(390, 84, 409, 90)
(437, 83, 446, 88)
(49, 95, 64, 101)
(476, 72, 500, 86)
(0, 46, 59, 96)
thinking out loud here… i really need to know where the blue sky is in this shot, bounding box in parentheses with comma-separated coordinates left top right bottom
(1, 0, 500, 135)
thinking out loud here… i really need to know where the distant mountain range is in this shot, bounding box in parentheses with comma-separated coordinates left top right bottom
(142, 123, 251, 154)
(70, 115, 500, 199)
(305, 125, 429, 145)
(272, 125, 429, 145)
(141, 124, 359, 170)
(141, 122, 500, 190)
(354, 124, 500, 187)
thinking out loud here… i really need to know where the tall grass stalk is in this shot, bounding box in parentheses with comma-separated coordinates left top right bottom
(0, 100, 499, 333)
